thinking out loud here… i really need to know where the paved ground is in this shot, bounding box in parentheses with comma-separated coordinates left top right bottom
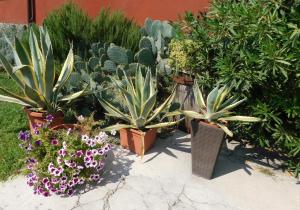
(0, 130, 299, 210)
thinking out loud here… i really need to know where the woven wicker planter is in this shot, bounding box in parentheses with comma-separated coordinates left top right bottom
(119, 128, 157, 156)
(173, 76, 198, 133)
(191, 120, 225, 179)
(24, 107, 64, 134)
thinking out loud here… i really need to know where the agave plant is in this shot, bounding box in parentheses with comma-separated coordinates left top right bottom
(98, 66, 181, 131)
(182, 81, 261, 137)
(0, 26, 85, 112)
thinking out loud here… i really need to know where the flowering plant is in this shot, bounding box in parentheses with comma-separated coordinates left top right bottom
(168, 39, 201, 76)
(18, 115, 112, 197)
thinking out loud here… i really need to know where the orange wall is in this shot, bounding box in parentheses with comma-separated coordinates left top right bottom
(35, 0, 210, 25)
(0, 0, 28, 24)
(0, 0, 210, 25)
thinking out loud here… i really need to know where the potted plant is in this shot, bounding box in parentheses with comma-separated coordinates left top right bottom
(98, 66, 181, 156)
(168, 39, 201, 132)
(182, 81, 261, 179)
(18, 115, 112, 197)
(0, 26, 85, 132)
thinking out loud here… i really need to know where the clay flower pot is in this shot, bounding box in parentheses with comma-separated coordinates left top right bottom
(119, 128, 157, 156)
(24, 107, 64, 133)
(191, 120, 225, 179)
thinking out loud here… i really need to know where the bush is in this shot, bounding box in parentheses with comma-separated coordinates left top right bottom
(43, 3, 93, 61)
(182, 0, 300, 175)
(92, 9, 141, 53)
(43, 3, 141, 61)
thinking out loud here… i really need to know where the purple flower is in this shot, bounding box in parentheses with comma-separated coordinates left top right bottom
(58, 149, 67, 157)
(67, 188, 74, 196)
(35, 140, 42, 146)
(51, 139, 59, 145)
(76, 150, 83, 157)
(81, 134, 89, 142)
(42, 178, 49, 184)
(18, 131, 30, 141)
(45, 114, 54, 122)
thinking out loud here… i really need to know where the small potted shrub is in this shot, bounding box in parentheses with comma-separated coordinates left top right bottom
(168, 39, 201, 132)
(18, 115, 112, 197)
(182, 81, 261, 179)
(0, 26, 85, 133)
(98, 66, 181, 156)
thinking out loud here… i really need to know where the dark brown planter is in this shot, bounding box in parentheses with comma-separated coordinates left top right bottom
(173, 76, 198, 133)
(119, 128, 157, 156)
(24, 107, 64, 133)
(191, 120, 225, 179)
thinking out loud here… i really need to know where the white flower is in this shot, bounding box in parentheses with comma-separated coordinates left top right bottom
(77, 115, 85, 123)
(110, 129, 117, 136)
(81, 134, 89, 142)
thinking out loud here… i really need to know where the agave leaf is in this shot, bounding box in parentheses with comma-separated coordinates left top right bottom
(161, 110, 182, 120)
(0, 53, 24, 88)
(206, 86, 219, 114)
(98, 98, 131, 123)
(44, 44, 55, 101)
(135, 117, 146, 129)
(213, 86, 228, 111)
(59, 89, 86, 102)
(145, 118, 184, 129)
(0, 94, 31, 106)
(29, 28, 45, 93)
(143, 69, 151, 103)
(219, 98, 246, 112)
(101, 124, 133, 131)
(39, 27, 51, 56)
(193, 80, 206, 109)
(141, 91, 157, 120)
(216, 123, 233, 137)
(218, 96, 237, 110)
(53, 48, 74, 94)
(0, 87, 38, 107)
(24, 84, 48, 109)
(219, 116, 261, 122)
(135, 67, 144, 104)
(146, 87, 176, 123)
(7, 37, 37, 89)
(181, 110, 205, 119)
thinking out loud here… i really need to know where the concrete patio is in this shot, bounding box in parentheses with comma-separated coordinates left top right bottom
(0, 130, 299, 210)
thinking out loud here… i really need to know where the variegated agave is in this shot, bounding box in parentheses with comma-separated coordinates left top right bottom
(182, 81, 261, 137)
(0, 26, 85, 112)
(98, 66, 181, 131)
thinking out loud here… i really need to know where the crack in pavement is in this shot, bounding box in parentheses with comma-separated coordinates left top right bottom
(102, 176, 126, 210)
(168, 184, 185, 210)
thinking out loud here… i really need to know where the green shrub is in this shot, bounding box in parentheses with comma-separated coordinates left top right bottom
(43, 2, 93, 61)
(91, 8, 141, 53)
(183, 0, 300, 175)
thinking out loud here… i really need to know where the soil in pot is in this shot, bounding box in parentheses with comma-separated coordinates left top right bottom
(191, 120, 225, 179)
(119, 128, 157, 156)
(24, 107, 64, 133)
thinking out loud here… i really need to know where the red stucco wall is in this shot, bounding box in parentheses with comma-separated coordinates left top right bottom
(35, 0, 210, 25)
(0, 0, 210, 25)
(0, 0, 28, 24)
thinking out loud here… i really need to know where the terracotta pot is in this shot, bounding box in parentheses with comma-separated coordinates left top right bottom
(191, 120, 225, 179)
(24, 107, 64, 133)
(119, 128, 157, 156)
(173, 75, 194, 85)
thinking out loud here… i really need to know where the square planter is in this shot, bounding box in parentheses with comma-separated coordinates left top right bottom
(191, 120, 225, 179)
(119, 128, 157, 156)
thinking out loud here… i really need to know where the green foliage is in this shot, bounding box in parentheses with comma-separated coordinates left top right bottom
(0, 26, 85, 112)
(0, 72, 27, 181)
(98, 66, 181, 131)
(91, 9, 141, 53)
(183, 0, 300, 175)
(168, 39, 201, 75)
(44, 2, 93, 61)
(182, 81, 261, 137)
